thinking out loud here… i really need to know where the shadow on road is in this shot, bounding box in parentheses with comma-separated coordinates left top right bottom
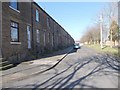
(17, 53, 119, 89)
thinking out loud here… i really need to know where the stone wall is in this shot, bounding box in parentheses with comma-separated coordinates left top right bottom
(0, 1, 2, 58)
(1, 2, 74, 64)
(2, 2, 32, 63)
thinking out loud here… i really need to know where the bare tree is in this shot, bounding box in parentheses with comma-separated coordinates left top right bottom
(80, 2, 118, 46)
(80, 24, 100, 44)
(102, 2, 118, 47)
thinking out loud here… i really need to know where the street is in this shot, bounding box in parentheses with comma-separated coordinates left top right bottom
(1, 46, 119, 89)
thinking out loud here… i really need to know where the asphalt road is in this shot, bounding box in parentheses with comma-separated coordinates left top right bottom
(2, 46, 120, 89)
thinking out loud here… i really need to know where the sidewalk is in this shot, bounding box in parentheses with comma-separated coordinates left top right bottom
(1, 46, 73, 83)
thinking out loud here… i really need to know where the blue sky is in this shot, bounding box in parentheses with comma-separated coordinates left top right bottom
(37, 2, 108, 41)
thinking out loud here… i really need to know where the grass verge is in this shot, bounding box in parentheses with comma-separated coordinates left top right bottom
(85, 44, 119, 57)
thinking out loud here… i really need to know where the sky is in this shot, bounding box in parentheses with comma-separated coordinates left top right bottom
(36, 2, 108, 41)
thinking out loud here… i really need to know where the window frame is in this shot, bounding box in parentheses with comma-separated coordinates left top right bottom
(47, 17, 50, 28)
(36, 9, 39, 22)
(27, 25, 31, 49)
(44, 31, 46, 47)
(48, 33, 50, 43)
(52, 35, 54, 47)
(36, 29, 40, 43)
(10, 21, 19, 42)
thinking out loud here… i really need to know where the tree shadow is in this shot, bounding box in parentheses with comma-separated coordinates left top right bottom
(104, 54, 120, 71)
(14, 54, 119, 89)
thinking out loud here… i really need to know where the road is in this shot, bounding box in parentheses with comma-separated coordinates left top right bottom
(2, 46, 119, 89)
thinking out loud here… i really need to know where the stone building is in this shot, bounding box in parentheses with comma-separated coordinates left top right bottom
(1, 1, 32, 64)
(0, 1, 2, 58)
(0, 1, 74, 69)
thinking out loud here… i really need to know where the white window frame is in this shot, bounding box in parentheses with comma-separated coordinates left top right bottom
(10, 21, 19, 42)
(27, 26, 31, 49)
(47, 17, 50, 28)
(52, 35, 54, 47)
(36, 9, 39, 22)
(44, 31, 46, 46)
(36, 29, 40, 43)
(48, 33, 50, 43)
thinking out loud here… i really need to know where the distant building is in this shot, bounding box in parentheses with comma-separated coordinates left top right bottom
(0, 1, 74, 65)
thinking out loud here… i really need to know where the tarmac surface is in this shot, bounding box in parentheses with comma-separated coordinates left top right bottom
(1, 46, 120, 89)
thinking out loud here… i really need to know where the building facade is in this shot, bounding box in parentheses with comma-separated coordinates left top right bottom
(0, 1, 2, 58)
(0, 1, 74, 65)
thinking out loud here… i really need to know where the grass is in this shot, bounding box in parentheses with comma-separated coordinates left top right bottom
(85, 44, 119, 57)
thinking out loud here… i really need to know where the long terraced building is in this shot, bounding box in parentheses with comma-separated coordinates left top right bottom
(0, 1, 74, 69)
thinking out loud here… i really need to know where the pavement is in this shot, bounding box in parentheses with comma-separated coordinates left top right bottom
(1, 46, 73, 84)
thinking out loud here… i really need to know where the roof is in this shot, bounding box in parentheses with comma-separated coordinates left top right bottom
(33, 2, 73, 39)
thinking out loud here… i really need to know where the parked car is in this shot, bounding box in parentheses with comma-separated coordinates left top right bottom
(74, 43, 80, 49)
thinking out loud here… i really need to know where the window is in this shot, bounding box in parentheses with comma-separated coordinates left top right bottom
(36, 9, 39, 22)
(27, 26, 31, 49)
(11, 21, 19, 42)
(47, 17, 50, 28)
(52, 35, 54, 47)
(36, 29, 40, 43)
(48, 33, 50, 43)
(10, 0, 18, 10)
(44, 31, 46, 46)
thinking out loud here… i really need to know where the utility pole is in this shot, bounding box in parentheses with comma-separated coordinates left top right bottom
(110, 28, 113, 48)
(100, 14, 103, 49)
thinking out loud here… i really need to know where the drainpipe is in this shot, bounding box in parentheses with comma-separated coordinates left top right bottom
(0, 1, 2, 58)
(31, 1, 34, 54)
(31, 2, 38, 58)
